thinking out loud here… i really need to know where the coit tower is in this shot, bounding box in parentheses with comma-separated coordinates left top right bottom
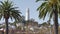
(25, 8, 29, 21)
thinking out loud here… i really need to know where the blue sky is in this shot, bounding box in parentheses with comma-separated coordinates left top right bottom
(0, 0, 60, 24)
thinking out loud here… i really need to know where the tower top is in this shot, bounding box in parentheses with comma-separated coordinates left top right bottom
(26, 8, 29, 12)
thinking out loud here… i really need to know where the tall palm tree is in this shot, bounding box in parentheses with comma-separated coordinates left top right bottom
(36, 0, 60, 34)
(0, 0, 21, 34)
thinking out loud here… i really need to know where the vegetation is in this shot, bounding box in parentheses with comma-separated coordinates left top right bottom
(0, 0, 60, 34)
(36, 0, 60, 34)
(0, 0, 21, 34)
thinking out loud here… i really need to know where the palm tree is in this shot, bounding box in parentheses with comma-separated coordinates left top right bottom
(0, 0, 21, 34)
(36, 0, 60, 34)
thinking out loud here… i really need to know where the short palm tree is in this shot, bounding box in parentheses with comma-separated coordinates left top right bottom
(0, 0, 21, 34)
(36, 0, 60, 34)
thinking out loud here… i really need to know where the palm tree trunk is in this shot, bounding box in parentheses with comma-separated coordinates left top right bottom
(53, 12, 58, 34)
(5, 18, 9, 34)
(53, 4, 58, 34)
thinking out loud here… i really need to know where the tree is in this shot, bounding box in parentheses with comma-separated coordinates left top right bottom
(13, 16, 25, 27)
(21, 16, 25, 23)
(36, 0, 60, 34)
(0, 0, 21, 34)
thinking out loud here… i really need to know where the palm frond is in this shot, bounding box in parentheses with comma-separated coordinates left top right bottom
(38, 2, 48, 19)
(36, 0, 41, 2)
(37, 2, 47, 11)
(37, 0, 54, 20)
(0, 1, 5, 6)
(39, 7, 45, 19)
(49, 11, 53, 20)
(0, 14, 2, 20)
(36, 0, 48, 2)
